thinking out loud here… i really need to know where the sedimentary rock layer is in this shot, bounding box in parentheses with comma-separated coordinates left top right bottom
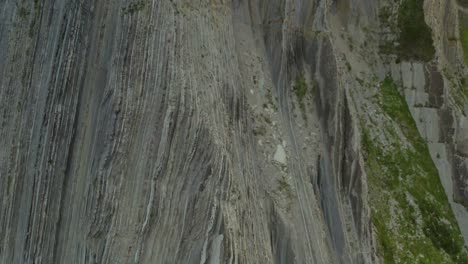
(1, 0, 467, 263)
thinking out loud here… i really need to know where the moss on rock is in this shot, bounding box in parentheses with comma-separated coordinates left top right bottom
(397, 0, 435, 61)
(362, 77, 468, 263)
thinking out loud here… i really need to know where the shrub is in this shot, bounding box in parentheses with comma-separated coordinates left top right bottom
(397, 0, 435, 61)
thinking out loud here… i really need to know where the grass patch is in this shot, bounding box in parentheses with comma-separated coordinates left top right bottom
(380, 77, 422, 145)
(277, 176, 293, 200)
(123, 1, 146, 14)
(293, 74, 318, 124)
(397, 0, 435, 61)
(379, 6, 392, 24)
(460, 13, 468, 65)
(362, 77, 468, 263)
(379, 41, 396, 56)
(27, 0, 43, 38)
(378, 0, 435, 61)
(294, 74, 307, 111)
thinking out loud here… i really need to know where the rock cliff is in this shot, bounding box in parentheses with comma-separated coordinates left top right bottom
(0, 0, 467, 263)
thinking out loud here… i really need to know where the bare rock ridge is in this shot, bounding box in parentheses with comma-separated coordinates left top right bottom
(0, 0, 467, 263)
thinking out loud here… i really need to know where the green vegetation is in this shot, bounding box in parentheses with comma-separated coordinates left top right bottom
(123, 1, 146, 14)
(277, 176, 293, 200)
(18, 7, 30, 19)
(380, 77, 421, 143)
(378, 0, 435, 61)
(266, 89, 278, 112)
(294, 75, 307, 98)
(379, 6, 392, 24)
(28, 0, 43, 38)
(294, 74, 307, 111)
(460, 78, 468, 98)
(362, 77, 468, 263)
(460, 13, 468, 65)
(397, 0, 435, 61)
(457, 77, 468, 112)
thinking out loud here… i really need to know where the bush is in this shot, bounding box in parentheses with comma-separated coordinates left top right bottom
(397, 0, 435, 61)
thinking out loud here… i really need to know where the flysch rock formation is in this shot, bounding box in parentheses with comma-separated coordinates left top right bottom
(0, 0, 467, 263)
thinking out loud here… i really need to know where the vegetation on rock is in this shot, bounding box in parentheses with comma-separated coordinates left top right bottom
(397, 0, 435, 61)
(123, 1, 146, 15)
(459, 12, 468, 65)
(363, 77, 468, 263)
(294, 74, 308, 112)
(378, 0, 435, 62)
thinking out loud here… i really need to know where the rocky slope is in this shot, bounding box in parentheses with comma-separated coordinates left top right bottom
(0, 0, 467, 263)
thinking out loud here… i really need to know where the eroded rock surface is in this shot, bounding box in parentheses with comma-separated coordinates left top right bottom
(0, 0, 467, 263)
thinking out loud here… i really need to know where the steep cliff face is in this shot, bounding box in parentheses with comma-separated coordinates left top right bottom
(330, 0, 468, 262)
(0, 0, 467, 264)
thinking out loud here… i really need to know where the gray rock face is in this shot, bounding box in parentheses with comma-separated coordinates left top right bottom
(0, 0, 467, 263)
(0, 0, 376, 263)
